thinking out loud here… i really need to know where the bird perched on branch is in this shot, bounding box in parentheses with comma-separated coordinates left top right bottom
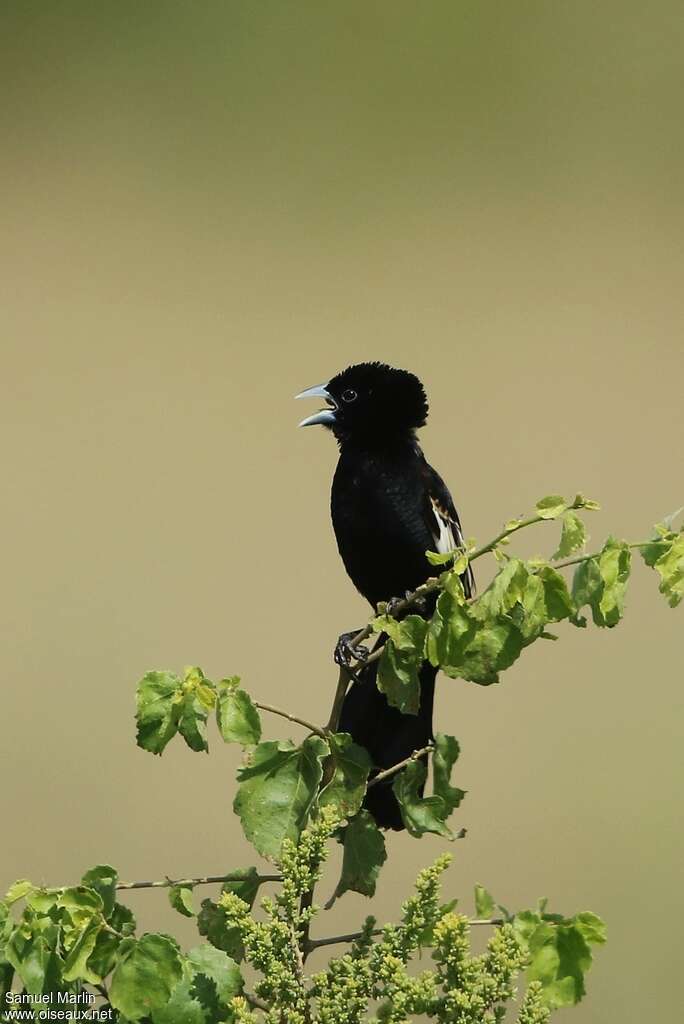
(297, 362, 474, 829)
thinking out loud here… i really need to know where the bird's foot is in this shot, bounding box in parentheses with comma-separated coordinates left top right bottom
(385, 590, 426, 617)
(334, 631, 369, 672)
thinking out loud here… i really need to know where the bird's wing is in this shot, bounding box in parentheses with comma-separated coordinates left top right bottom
(420, 459, 475, 599)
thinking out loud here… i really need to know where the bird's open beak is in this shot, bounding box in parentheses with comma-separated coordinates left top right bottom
(295, 382, 338, 427)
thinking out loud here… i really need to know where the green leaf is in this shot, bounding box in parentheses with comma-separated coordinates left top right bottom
(186, 944, 243, 1007)
(426, 548, 458, 566)
(513, 910, 606, 1009)
(426, 588, 476, 670)
(432, 734, 465, 816)
(177, 666, 216, 753)
(474, 884, 495, 918)
(649, 532, 684, 607)
(221, 867, 261, 909)
(552, 511, 586, 560)
(216, 677, 262, 745)
(234, 736, 329, 862)
(571, 494, 600, 511)
(150, 976, 206, 1024)
(135, 671, 182, 755)
(335, 810, 387, 899)
(572, 540, 631, 627)
(477, 559, 530, 617)
(4, 932, 60, 996)
(62, 919, 103, 984)
(535, 495, 568, 520)
(110, 934, 183, 1021)
(318, 732, 371, 820)
(81, 865, 118, 918)
(197, 899, 244, 961)
(57, 886, 104, 930)
(377, 616, 429, 714)
(452, 618, 525, 685)
(4, 880, 33, 905)
(393, 759, 452, 838)
(169, 885, 195, 918)
(597, 539, 631, 626)
(536, 564, 575, 622)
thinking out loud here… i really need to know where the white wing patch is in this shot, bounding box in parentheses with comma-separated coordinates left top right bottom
(429, 496, 475, 596)
(430, 497, 458, 554)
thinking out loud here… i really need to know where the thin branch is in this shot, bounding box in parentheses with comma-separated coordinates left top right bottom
(308, 917, 504, 951)
(367, 745, 434, 788)
(325, 666, 351, 733)
(306, 928, 382, 951)
(554, 539, 651, 571)
(116, 872, 281, 891)
(253, 701, 328, 739)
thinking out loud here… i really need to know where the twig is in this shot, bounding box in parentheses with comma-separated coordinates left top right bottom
(253, 701, 328, 739)
(554, 539, 650, 571)
(116, 872, 281, 891)
(306, 928, 382, 951)
(367, 745, 434, 788)
(307, 917, 503, 951)
(325, 666, 351, 733)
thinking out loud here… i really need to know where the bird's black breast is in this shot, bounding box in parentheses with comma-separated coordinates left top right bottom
(330, 443, 437, 609)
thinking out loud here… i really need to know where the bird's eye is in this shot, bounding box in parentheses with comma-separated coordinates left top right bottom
(341, 389, 358, 403)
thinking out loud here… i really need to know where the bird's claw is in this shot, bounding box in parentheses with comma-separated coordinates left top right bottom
(334, 632, 369, 670)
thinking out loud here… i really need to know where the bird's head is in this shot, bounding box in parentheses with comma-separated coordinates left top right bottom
(296, 362, 428, 443)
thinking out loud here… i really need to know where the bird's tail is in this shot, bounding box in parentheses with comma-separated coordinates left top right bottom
(338, 637, 435, 831)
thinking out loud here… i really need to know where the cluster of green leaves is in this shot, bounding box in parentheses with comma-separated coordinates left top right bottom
(136, 671, 261, 756)
(372, 496, 682, 713)
(136, 666, 466, 893)
(0, 868, 242, 1022)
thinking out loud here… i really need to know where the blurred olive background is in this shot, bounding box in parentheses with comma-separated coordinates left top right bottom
(1, 2, 682, 1020)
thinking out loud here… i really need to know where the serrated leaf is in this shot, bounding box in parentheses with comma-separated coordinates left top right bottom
(176, 667, 215, 753)
(513, 910, 606, 1009)
(187, 944, 243, 1007)
(552, 511, 587, 560)
(169, 885, 195, 918)
(432, 734, 465, 816)
(81, 865, 118, 919)
(377, 616, 428, 714)
(452, 618, 525, 685)
(135, 671, 182, 755)
(57, 887, 104, 930)
(651, 532, 684, 607)
(536, 495, 568, 519)
(62, 919, 103, 984)
(474, 884, 495, 918)
(150, 976, 205, 1024)
(4, 932, 60, 996)
(234, 736, 329, 862)
(197, 900, 244, 960)
(335, 810, 387, 899)
(536, 565, 575, 622)
(4, 880, 33, 906)
(216, 677, 262, 746)
(110, 934, 183, 1021)
(597, 539, 631, 626)
(318, 732, 371, 820)
(393, 759, 452, 838)
(426, 589, 476, 670)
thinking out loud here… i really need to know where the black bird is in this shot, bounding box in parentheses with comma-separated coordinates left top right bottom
(297, 362, 474, 829)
